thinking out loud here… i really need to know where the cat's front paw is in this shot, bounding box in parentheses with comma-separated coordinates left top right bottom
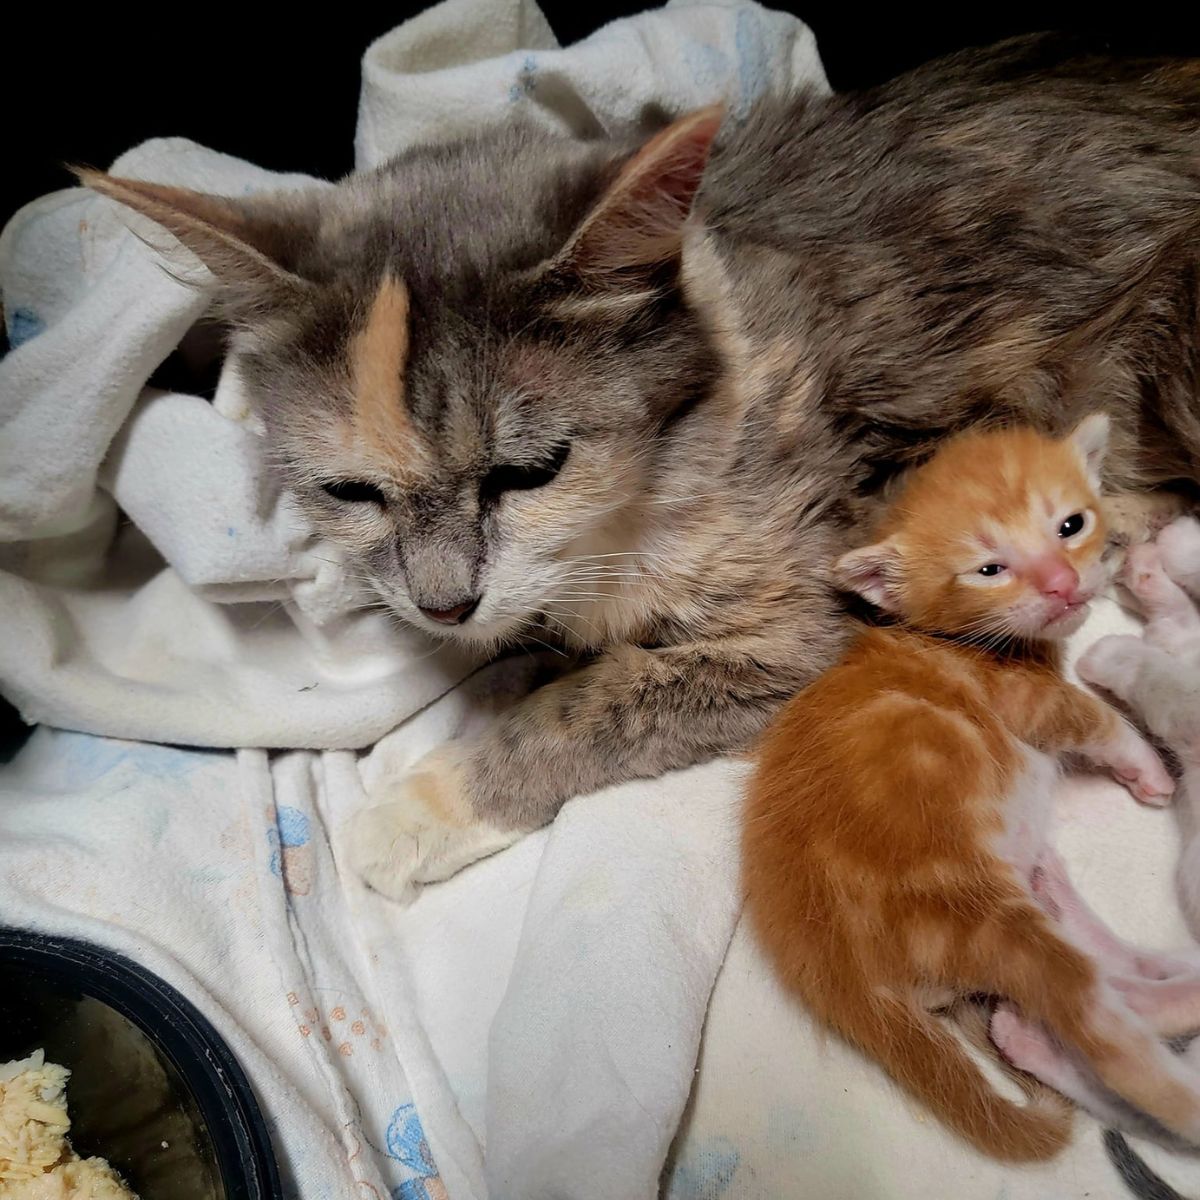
(345, 744, 521, 903)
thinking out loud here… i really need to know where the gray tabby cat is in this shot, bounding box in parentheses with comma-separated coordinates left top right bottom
(82, 35, 1200, 899)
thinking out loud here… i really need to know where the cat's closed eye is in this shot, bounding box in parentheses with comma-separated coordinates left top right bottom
(322, 480, 387, 505)
(482, 442, 571, 500)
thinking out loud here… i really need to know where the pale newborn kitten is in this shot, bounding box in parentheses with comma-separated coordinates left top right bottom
(991, 515, 1200, 1148)
(1083, 517, 1200, 943)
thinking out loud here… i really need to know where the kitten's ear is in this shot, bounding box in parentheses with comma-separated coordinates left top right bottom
(835, 538, 905, 611)
(1067, 412, 1110, 488)
(556, 105, 723, 287)
(74, 169, 314, 309)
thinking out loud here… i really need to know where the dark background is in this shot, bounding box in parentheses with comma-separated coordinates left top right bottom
(5, 6, 1200, 230)
(1, 5, 1199, 755)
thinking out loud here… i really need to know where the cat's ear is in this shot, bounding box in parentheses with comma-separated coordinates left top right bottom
(555, 105, 723, 287)
(74, 169, 314, 309)
(835, 538, 905, 611)
(1067, 412, 1110, 488)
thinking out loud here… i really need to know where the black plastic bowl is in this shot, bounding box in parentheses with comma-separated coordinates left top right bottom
(0, 929, 282, 1200)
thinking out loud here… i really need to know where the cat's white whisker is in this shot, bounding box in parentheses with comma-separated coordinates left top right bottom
(517, 629, 570, 658)
(542, 609, 603, 643)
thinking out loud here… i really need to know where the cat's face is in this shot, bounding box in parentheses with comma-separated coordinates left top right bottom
(237, 264, 716, 646)
(80, 109, 724, 647)
(838, 416, 1111, 642)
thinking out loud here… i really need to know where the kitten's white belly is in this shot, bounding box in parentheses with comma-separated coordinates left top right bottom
(989, 746, 1060, 878)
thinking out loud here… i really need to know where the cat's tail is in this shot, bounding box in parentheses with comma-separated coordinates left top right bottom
(979, 909, 1200, 1152)
(830, 992, 1073, 1161)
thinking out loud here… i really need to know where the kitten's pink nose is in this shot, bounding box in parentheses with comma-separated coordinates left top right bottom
(1030, 558, 1080, 601)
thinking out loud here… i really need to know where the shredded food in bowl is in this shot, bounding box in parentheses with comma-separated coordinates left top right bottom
(0, 1051, 138, 1199)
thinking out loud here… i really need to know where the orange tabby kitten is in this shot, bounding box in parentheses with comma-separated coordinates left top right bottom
(742, 415, 1200, 1162)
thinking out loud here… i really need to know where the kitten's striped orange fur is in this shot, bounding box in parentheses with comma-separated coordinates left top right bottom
(743, 417, 1200, 1161)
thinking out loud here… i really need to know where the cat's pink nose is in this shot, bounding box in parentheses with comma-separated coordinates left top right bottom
(419, 597, 480, 625)
(1030, 558, 1080, 601)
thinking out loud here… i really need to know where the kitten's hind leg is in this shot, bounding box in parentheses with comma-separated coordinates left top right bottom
(991, 1003, 1132, 1129)
(1030, 851, 1190, 980)
(978, 911, 1200, 1146)
(1032, 859, 1200, 988)
(991, 1003, 1200, 1146)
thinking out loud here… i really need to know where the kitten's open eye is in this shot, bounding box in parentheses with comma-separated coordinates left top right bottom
(977, 563, 1006, 577)
(482, 442, 571, 499)
(1058, 512, 1086, 538)
(322, 480, 386, 505)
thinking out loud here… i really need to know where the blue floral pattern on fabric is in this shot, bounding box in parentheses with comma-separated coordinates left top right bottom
(385, 1104, 446, 1200)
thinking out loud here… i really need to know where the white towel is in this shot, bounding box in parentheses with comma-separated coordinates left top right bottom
(355, 0, 826, 167)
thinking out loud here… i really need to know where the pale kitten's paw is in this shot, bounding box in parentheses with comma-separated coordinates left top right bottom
(1076, 635, 1148, 695)
(345, 744, 521, 903)
(1122, 543, 1174, 611)
(1156, 516, 1200, 597)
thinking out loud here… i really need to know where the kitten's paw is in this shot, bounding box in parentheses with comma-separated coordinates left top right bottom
(990, 1004, 1059, 1076)
(1076, 635, 1147, 694)
(1157, 516, 1200, 598)
(345, 744, 520, 902)
(1108, 738, 1175, 807)
(991, 1004, 1096, 1115)
(1122, 543, 1174, 609)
